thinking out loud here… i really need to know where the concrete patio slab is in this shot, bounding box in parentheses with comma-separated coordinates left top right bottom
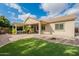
(0, 34, 79, 47)
(0, 34, 11, 46)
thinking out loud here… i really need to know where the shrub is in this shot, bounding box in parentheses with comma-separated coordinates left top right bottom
(12, 28, 17, 34)
(24, 26, 34, 33)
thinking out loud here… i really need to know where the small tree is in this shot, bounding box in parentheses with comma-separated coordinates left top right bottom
(0, 16, 11, 34)
(24, 25, 34, 33)
(12, 27, 17, 34)
(0, 16, 10, 27)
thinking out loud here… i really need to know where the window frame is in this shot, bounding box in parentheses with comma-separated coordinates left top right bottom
(41, 24, 45, 31)
(55, 23, 64, 30)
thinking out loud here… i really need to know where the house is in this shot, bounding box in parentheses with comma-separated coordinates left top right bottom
(12, 14, 77, 39)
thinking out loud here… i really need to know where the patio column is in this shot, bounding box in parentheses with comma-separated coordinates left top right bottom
(15, 26, 17, 34)
(23, 25, 25, 31)
(12, 26, 14, 34)
(38, 22, 41, 34)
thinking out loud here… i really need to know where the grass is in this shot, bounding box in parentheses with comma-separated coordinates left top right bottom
(0, 38, 79, 56)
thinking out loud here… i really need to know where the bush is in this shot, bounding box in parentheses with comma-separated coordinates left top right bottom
(0, 27, 10, 34)
(24, 26, 34, 33)
(12, 28, 17, 34)
(8, 28, 12, 34)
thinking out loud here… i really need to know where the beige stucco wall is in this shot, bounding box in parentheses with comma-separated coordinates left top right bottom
(43, 21, 75, 39)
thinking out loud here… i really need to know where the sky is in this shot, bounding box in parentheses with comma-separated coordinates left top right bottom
(0, 3, 79, 26)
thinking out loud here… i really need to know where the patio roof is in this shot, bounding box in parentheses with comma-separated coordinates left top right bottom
(12, 22, 25, 27)
(12, 17, 40, 27)
(24, 17, 40, 25)
(40, 14, 77, 23)
(12, 14, 77, 26)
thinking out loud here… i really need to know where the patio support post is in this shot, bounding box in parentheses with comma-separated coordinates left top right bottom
(15, 26, 17, 34)
(23, 25, 24, 31)
(38, 22, 41, 34)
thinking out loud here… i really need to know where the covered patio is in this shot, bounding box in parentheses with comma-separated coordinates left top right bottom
(12, 18, 44, 34)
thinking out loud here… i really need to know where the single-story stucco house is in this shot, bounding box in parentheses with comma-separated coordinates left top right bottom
(12, 14, 77, 39)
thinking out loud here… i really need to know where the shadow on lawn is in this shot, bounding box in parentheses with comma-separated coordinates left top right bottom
(0, 38, 79, 56)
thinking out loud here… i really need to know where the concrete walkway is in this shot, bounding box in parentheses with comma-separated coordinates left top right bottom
(9, 34, 34, 41)
(9, 34, 53, 41)
(0, 34, 34, 46)
(0, 34, 11, 46)
(0, 34, 79, 47)
(0, 34, 53, 46)
(9, 34, 79, 46)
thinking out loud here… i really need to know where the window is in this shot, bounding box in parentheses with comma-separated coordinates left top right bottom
(55, 23, 64, 30)
(42, 25, 45, 31)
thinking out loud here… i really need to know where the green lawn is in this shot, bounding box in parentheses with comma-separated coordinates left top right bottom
(0, 38, 79, 56)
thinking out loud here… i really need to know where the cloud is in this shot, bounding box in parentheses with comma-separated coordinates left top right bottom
(63, 4, 79, 15)
(75, 17, 79, 27)
(7, 11, 19, 22)
(40, 3, 69, 20)
(40, 3, 68, 16)
(8, 11, 16, 16)
(4, 3, 23, 13)
(18, 13, 37, 21)
(64, 4, 79, 27)
(40, 3, 79, 27)
(3, 3, 37, 22)
(64, 8, 79, 15)
(4, 3, 37, 21)
(40, 3, 79, 19)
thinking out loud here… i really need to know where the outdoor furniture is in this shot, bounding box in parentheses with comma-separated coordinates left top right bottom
(17, 30, 26, 34)
(0, 30, 6, 34)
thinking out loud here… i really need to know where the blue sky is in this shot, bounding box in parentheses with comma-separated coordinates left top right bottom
(18, 3, 47, 18)
(0, 3, 79, 24)
(0, 3, 47, 22)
